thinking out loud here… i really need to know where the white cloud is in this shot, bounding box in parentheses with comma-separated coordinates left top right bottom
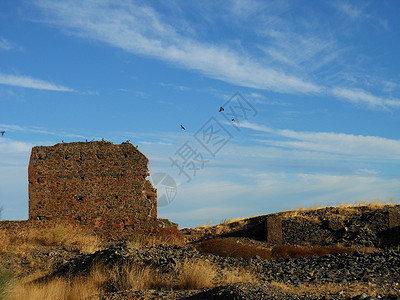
(355, 168, 379, 176)
(335, 3, 364, 20)
(333, 2, 388, 30)
(30, 1, 400, 112)
(382, 81, 399, 93)
(0, 38, 17, 51)
(229, 0, 261, 18)
(0, 138, 33, 168)
(251, 172, 400, 208)
(0, 124, 86, 139)
(159, 82, 192, 91)
(0, 166, 29, 220)
(332, 87, 395, 109)
(0, 140, 31, 220)
(161, 205, 241, 228)
(0, 73, 75, 92)
(240, 120, 400, 160)
(161, 170, 400, 228)
(34, 0, 321, 95)
(259, 30, 339, 73)
(238, 121, 275, 133)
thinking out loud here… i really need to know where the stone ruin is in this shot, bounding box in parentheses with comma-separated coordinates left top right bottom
(210, 205, 400, 248)
(25, 141, 175, 236)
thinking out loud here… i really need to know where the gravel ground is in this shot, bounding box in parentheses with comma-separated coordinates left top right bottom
(46, 244, 400, 299)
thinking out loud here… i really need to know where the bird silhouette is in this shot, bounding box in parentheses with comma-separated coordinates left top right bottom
(231, 119, 235, 122)
(219, 106, 224, 112)
(181, 125, 186, 130)
(0, 131, 5, 136)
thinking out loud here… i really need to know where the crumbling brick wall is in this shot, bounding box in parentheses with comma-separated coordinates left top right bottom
(28, 141, 159, 233)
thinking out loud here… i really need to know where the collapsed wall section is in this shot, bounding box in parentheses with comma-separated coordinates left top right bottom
(28, 141, 158, 233)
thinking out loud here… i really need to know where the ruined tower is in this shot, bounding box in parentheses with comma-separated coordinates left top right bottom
(28, 141, 162, 233)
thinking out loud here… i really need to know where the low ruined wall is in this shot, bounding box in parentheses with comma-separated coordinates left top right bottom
(0, 218, 178, 240)
(219, 205, 400, 248)
(275, 206, 400, 247)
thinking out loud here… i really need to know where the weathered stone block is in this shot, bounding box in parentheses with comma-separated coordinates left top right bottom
(266, 216, 282, 245)
(389, 207, 400, 229)
(326, 218, 345, 231)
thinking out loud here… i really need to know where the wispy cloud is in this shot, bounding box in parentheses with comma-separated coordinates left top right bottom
(259, 30, 339, 73)
(0, 73, 75, 92)
(159, 82, 193, 91)
(0, 124, 85, 139)
(335, 3, 364, 21)
(229, 0, 261, 18)
(246, 92, 288, 106)
(0, 38, 18, 51)
(31, 0, 400, 112)
(334, 2, 389, 30)
(0, 138, 33, 167)
(332, 87, 400, 109)
(34, 0, 321, 95)
(240, 120, 400, 160)
(0, 139, 32, 154)
(161, 171, 400, 227)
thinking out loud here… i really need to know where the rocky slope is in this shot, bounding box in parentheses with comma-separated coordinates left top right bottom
(34, 244, 400, 299)
(4, 204, 400, 299)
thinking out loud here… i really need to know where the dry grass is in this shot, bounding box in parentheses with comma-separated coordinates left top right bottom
(0, 230, 11, 254)
(0, 224, 100, 256)
(220, 267, 258, 285)
(11, 268, 399, 299)
(194, 217, 252, 237)
(0, 224, 100, 282)
(177, 260, 216, 289)
(177, 259, 257, 289)
(335, 199, 396, 212)
(281, 208, 321, 222)
(0, 256, 13, 300)
(281, 199, 398, 221)
(8, 258, 259, 298)
(127, 227, 185, 248)
(215, 218, 249, 235)
(197, 238, 355, 260)
(11, 273, 102, 300)
(220, 217, 247, 225)
(9, 262, 157, 299)
(96, 263, 163, 291)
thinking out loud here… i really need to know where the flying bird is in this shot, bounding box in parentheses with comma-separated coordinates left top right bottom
(180, 125, 186, 130)
(219, 106, 224, 112)
(231, 119, 235, 122)
(0, 131, 5, 136)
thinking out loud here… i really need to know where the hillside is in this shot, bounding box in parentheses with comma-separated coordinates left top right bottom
(1, 203, 400, 299)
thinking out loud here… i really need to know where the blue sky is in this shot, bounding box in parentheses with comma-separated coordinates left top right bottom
(1, 1, 400, 228)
